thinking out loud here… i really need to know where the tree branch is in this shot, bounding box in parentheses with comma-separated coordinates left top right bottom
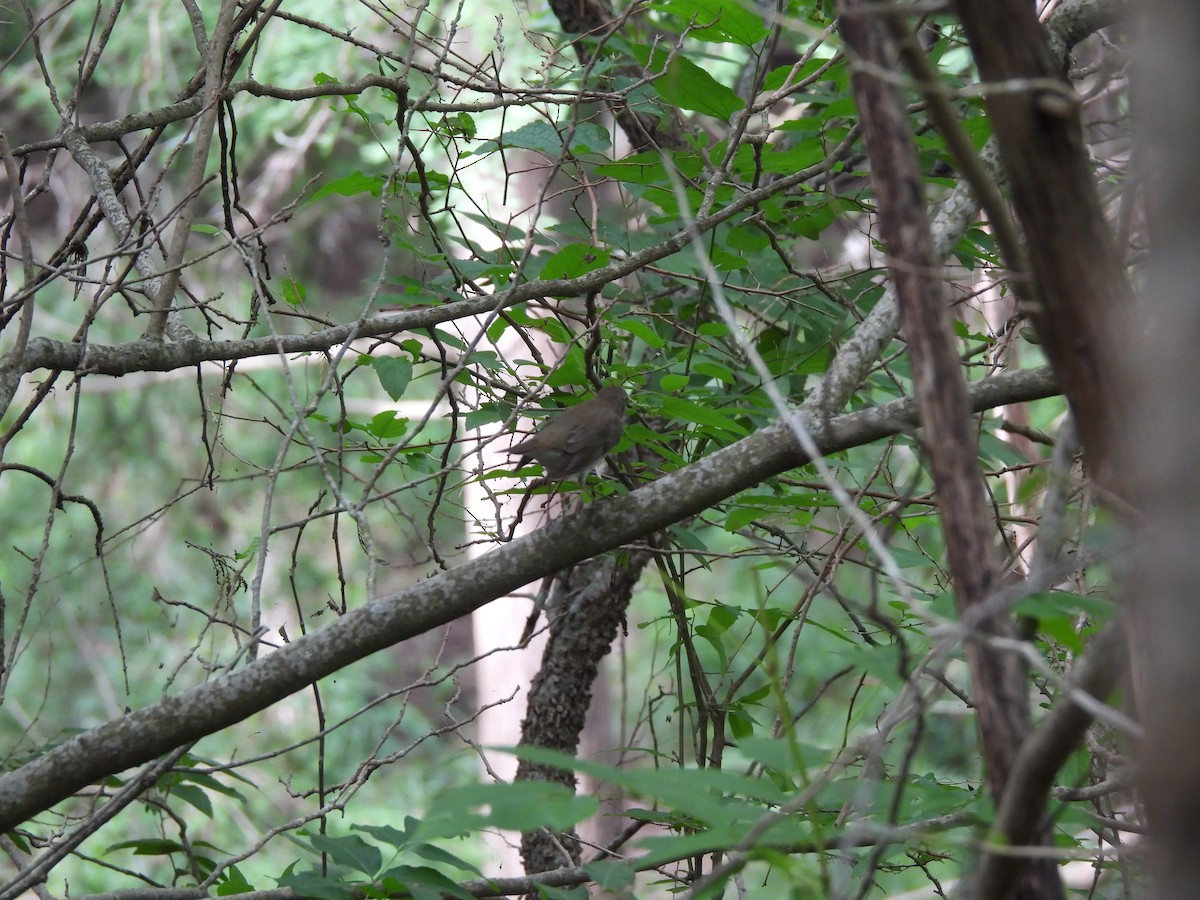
(0, 366, 1058, 835)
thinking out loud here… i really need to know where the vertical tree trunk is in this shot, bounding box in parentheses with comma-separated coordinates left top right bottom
(841, 3, 1064, 895)
(1128, 1, 1200, 894)
(952, 0, 1132, 488)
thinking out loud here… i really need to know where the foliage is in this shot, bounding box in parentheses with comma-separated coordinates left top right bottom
(0, 0, 1134, 898)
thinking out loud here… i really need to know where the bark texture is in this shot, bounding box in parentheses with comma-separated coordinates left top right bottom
(841, 2, 1063, 896)
(516, 551, 650, 873)
(1129, 1, 1200, 895)
(953, 0, 1132, 490)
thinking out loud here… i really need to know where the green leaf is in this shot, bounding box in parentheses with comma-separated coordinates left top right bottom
(540, 244, 612, 280)
(583, 859, 637, 893)
(411, 842, 486, 877)
(381, 866, 474, 900)
(695, 623, 729, 670)
(367, 411, 408, 440)
(355, 819, 416, 850)
(431, 328, 468, 351)
(413, 781, 597, 841)
(693, 360, 734, 383)
(379, 284, 442, 307)
(724, 222, 770, 252)
(653, 53, 744, 120)
(435, 111, 477, 139)
(498, 120, 564, 154)
(888, 546, 932, 570)
(595, 148, 705, 188)
(544, 346, 588, 386)
(724, 504, 766, 531)
(706, 603, 739, 632)
(234, 536, 260, 561)
(443, 256, 516, 285)
(648, 0, 770, 45)
(658, 395, 749, 436)
(465, 403, 508, 430)
(509, 745, 790, 812)
(727, 706, 758, 740)
(108, 838, 187, 856)
(281, 278, 306, 307)
(215, 864, 254, 895)
(309, 171, 386, 202)
(372, 356, 413, 401)
(307, 832, 382, 878)
(790, 202, 839, 239)
(736, 736, 815, 776)
(1012, 591, 1114, 653)
(276, 869, 355, 900)
(165, 782, 213, 817)
(611, 317, 667, 349)
(566, 122, 612, 154)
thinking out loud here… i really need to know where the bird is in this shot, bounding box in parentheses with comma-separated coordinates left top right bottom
(507, 385, 628, 480)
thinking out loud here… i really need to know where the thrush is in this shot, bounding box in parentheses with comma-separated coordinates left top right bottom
(507, 385, 628, 479)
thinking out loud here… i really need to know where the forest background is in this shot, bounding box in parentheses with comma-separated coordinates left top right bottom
(3, 0, 1200, 898)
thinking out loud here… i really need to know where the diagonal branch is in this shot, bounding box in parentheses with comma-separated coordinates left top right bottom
(0, 366, 1059, 835)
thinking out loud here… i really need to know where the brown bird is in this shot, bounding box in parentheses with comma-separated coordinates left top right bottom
(507, 385, 628, 480)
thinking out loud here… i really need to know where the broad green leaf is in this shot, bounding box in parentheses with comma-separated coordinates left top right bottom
(658, 395, 750, 435)
(412, 781, 597, 842)
(693, 360, 734, 383)
(381, 866, 474, 900)
(566, 122, 612, 154)
(108, 838, 187, 856)
(583, 859, 637, 893)
(724, 504, 767, 531)
(499, 120, 563, 154)
(540, 244, 612, 280)
(545, 346, 588, 386)
(165, 782, 213, 817)
(411, 842, 486, 877)
(355, 820, 415, 849)
(442, 256, 515, 284)
(695, 623, 729, 670)
(372, 356, 413, 401)
(367, 411, 408, 440)
(706, 603, 739, 632)
(281, 278, 306, 306)
(276, 869, 355, 900)
(737, 737, 820, 776)
(596, 149, 705, 189)
(727, 706, 758, 740)
(888, 546, 932, 570)
(656, 54, 743, 119)
(611, 317, 667, 349)
(215, 864, 254, 895)
(648, 0, 769, 45)
(724, 222, 770, 252)
(309, 170, 385, 202)
(509, 745, 791, 810)
(465, 403, 508, 430)
(434, 111, 477, 139)
(307, 832, 382, 877)
(633, 47, 744, 120)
